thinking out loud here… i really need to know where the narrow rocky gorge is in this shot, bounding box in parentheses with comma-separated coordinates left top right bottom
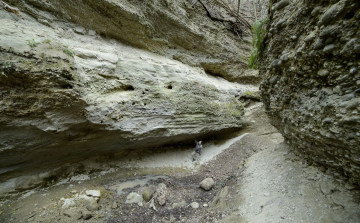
(1, 0, 360, 222)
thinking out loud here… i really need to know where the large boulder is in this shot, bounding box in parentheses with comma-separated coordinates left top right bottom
(260, 0, 360, 186)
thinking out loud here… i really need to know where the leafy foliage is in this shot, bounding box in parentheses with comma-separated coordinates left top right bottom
(63, 46, 75, 57)
(27, 39, 39, 48)
(248, 18, 267, 69)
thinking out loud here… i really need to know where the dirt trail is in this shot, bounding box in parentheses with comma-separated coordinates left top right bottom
(1, 103, 359, 223)
(216, 143, 360, 223)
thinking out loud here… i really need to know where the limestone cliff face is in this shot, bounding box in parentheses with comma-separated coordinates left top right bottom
(0, 0, 252, 184)
(260, 0, 360, 186)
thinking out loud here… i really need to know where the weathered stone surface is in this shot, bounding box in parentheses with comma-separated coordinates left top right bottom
(0, 0, 252, 193)
(260, 0, 360, 186)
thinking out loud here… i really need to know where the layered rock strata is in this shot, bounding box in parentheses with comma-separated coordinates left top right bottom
(260, 0, 360, 186)
(0, 0, 252, 188)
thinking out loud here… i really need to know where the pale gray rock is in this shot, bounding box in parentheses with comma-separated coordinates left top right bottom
(317, 69, 330, 77)
(171, 200, 187, 209)
(190, 202, 199, 209)
(74, 26, 86, 35)
(125, 192, 143, 207)
(86, 190, 101, 198)
(200, 178, 215, 191)
(323, 44, 336, 53)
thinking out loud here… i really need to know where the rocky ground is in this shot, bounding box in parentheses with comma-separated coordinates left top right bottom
(1, 102, 359, 223)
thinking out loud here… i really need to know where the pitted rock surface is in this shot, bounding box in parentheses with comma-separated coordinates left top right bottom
(260, 0, 360, 186)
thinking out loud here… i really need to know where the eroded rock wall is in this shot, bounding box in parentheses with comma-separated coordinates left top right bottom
(0, 0, 253, 186)
(260, 0, 360, 186)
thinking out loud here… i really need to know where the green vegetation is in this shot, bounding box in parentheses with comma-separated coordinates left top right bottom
(27, 39, 39, 48)
(42, 39, 51, 44)
(248, 19, 267, 69)
(0, 61, 16, 77)
(63, 45, 75, 57)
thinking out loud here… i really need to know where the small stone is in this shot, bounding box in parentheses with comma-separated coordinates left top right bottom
(82, 210, 92, 220)
(323, 44, 336, 53)
(319, 3, 342, 26)
(313, 39, 324, 50)
(350, 67, 358, 74)
(63, 209, 82, 219)
(345, 182, 357, 190)
(304, 32, 316, 43)
(320, 181, 332, 196)
(280, 54, 289, 62)
(269, 28, 277, 34)
(125, 192, 143, 207)
(317, 69, 329, 77)
(86, 190, 101, 197)
(190, 202, 199, 209)
(263, 192, 270, 196)
(83, 197, 99, 211)
(172, 200, 187, 209)
(341, 93, 354, 101)
(334, 86, 342, 95)
(346, 98, 360, 110)
(157, 183, 167, 191)
(111, 201, 117, 209)
(325, 37, 335, 45)
(88, 30, 96, 36)
(156, 193, 166, 206)
(274, 0, 290, 11)
(203, 203, 209, 207)
(74, 26, 86, 35)
(142, 186, 156, 202)
(200, 178, 215, 191)
(61, 198, 76, 210)
(340, 39, 356, 56)
(311, 6, 322, 16)
(270, 59, 281, 68)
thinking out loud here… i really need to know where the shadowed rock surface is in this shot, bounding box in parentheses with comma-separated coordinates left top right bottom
(0, 0, 253, 187)
(260, 0, 360, 186)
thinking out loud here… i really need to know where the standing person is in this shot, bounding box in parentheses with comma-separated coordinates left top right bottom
(192, 139, 203, 164)
(195, 139, 203, 155)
